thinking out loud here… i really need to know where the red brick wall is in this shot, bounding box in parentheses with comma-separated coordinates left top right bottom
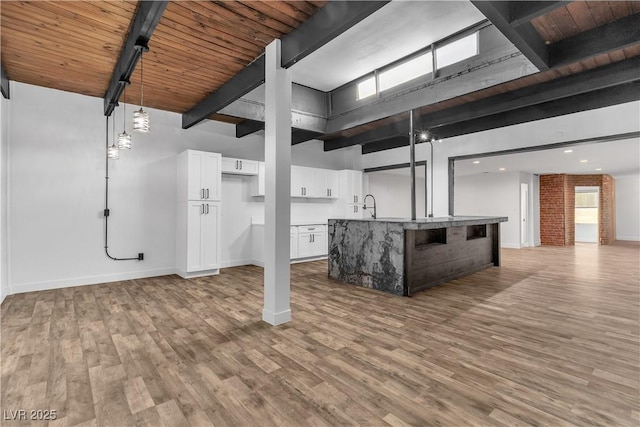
(540, 174, 616, 246)
(540, 174, 566, 246)
(601, 175, 616, 245)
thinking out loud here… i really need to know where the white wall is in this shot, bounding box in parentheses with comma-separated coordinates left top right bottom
(7, 82, 359, 294)
(0, 95, 9, 303)
(615, 174, 640, 241)
(362, 101, 640, 218)
(365, 171, 426, 218)
(454, 172, 522, 248)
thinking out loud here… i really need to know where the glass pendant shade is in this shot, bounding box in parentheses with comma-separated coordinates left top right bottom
(117, 131, 132, 149)
(108, 143, 119, 160)
(133, 107, 150, 133)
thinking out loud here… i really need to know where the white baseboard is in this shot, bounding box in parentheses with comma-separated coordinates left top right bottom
(501, 243, 522, 249)
(10, 268, 178, 295)
(176, 268, 220, 279)
(616, 236, 640, 241)
(249, 256, 327, 268)
(220, 259, 253, 268)
(262, 308, 292, 326)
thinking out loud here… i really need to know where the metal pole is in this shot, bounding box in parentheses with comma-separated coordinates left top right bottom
(409, 110, 416, 220)
(429, 140, 434, 217)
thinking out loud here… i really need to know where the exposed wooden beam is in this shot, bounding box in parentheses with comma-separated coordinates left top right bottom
(1, 62, 9, 99)
(549, 13, 640, 67)
(325, 57, 640, 151)
(183, 1, 387, 130)
(361, 81, 640, 153)
(281, 1, 389, 68)
(103, 0, 168, 116)
(471, 1, 549, 70)
(509, 1, 569, 27)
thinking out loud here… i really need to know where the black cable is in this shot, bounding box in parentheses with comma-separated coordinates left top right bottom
(104, 115, 142, 261)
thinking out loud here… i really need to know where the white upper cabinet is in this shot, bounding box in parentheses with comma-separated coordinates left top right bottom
(252, 162, 353, 200)
(291, 165, 315, 198)
(178, 150, 221, 201)
(313, 168, 339, 199)
(221, 157, 259, 175)
(339, 170, 363, 204)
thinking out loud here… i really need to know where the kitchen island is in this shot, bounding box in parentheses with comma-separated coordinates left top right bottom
(328, 216, 508, 296)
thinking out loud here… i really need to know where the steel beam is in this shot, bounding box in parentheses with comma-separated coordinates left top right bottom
(235, 119, 323, 144)
(509, 1, 569, 27)
(281, 1, 389, 68)
(183, 1, 386, 130)
(236, 119, 265, 138)
(549, 13, 640, 67)
(292, 129, 324, 145)
(360, 82, 640, 153)
(471, 1, 549, 70)
(419, 56, 640, 128)
(103, 0, 168, 116)
(324, 119, 409, 150)
(327, 57, 640, 151)
(1, 62, 9, 99)
(183, 56, 266, 129)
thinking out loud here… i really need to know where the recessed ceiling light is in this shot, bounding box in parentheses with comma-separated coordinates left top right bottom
(473, 160, 480, 164)
(564, 149, 573, 153)
(595, 168, 602, 171)
(580, 159, 588, 163)
(499, 167, 506, 171)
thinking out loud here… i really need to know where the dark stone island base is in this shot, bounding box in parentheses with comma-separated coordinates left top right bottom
(328, 216, 507, 296)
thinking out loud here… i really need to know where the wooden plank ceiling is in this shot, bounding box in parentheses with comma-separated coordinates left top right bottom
(322, 0, 640, 142)
(0, 0, 326, 122)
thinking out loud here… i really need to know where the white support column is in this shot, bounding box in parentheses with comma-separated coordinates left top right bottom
(263, 39, 292, 326)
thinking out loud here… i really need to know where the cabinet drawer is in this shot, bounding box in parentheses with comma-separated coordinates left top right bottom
(298, 225, 325, 233)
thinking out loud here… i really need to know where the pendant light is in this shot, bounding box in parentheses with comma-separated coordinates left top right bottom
(133, 50, 150, 133)
(108, 115, 119, 160)
(117, 85, 132, 149)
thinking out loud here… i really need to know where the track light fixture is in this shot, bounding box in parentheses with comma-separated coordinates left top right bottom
(133, 45, 150, 133)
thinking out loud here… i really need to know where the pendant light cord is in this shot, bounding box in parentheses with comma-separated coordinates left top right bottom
(104, 115, 142, 261)
(140, 52, 144, 107)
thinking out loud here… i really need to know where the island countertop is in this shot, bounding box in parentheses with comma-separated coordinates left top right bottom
(328, 215, 508, 296)
(329, 216, 507, 230)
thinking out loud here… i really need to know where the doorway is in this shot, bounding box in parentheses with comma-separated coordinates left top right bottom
(520, 183, 529, 247)
(575, 186, 599, 243)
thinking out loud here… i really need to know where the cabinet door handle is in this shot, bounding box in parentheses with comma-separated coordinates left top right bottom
(206, 204, 210, 214)
(201, 188, 205, 199)
(235, 160, 238, 169)
(355, 195, 358, 203)
(206, 188, 210, 199)
(201, 204, 204, 215)
(309, 234, 312, 243)
(239, 160, 242, 169)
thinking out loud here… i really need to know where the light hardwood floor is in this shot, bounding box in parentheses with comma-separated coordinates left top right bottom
(2, 243, 639, 426)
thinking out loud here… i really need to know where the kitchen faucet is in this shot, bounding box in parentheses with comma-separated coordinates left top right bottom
(363, 194, 377, 219)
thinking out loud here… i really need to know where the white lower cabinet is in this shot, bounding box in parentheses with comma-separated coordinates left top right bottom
(177, 201, 220, 277)
(296, 225, 327, 258)
(252, 223, 327, 266)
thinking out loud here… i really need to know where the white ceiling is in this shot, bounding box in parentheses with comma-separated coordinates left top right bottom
(290, 0, 486, 91)
(454, 137, 640, 177)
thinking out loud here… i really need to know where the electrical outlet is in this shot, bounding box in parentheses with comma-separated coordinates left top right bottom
(138, 253, 144, 261)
